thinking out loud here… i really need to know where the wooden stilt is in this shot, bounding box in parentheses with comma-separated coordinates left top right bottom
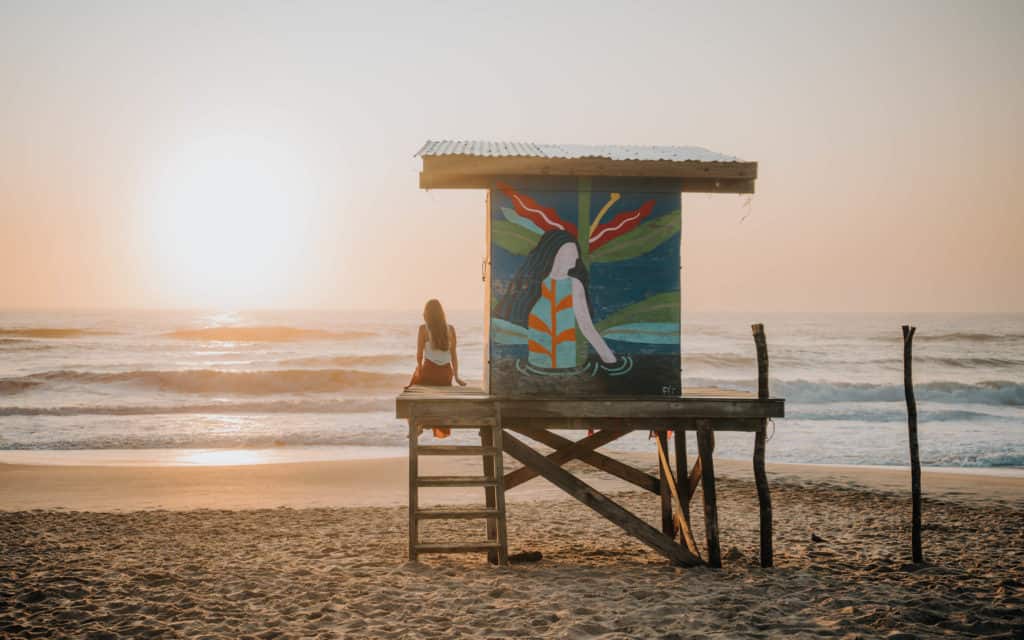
(480, 425, 499, 565)
(752, 323, 774, 568)
(674, 429, 690, 526)
(903, 325, 923, 564)
(492, 406, 510, 567)
(697, 422, 721, 568)
(408, 418, 419, 562)
(657, 431, 673, 535)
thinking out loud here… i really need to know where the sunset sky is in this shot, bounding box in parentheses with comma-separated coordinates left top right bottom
(1, 1, 1021, 312)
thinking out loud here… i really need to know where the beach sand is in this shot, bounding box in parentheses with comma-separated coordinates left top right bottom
(2, 455, 1022, 638)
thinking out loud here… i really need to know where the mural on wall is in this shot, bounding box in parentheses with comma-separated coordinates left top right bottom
(489, 177, 681, 395)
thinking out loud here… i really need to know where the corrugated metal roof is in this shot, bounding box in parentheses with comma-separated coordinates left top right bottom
(416, 140, 741, 163)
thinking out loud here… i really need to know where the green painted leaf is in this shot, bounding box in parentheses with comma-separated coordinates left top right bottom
(492, 219, 540, 256)
(590, 212, 680, 263)
(596, 291, 680, 332)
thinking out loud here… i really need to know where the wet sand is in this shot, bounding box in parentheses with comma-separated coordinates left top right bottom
(1, 456, 1022, 638)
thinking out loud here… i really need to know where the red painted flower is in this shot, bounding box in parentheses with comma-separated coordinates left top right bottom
(589, 200, 655, 251)
(497, 183, 578, 236)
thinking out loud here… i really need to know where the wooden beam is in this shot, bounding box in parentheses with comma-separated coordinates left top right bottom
(421, 172, 756, 194)
(407, 419, 418, 562)
(501, 432, 703, 567)
(513, 428, 660, 494)
(697, 423, 721, 568)
(688, 456, 703, 502)
(752, 323, 775, 568)
(674, 430, 690, 525)
(480, 426, 499, 565)
(421, 154, 757, 182)
(503, 429, 625, 490)
(507, 417, 764, 432)
(655, 435, 702, 559)
(657, 432, 673, 535)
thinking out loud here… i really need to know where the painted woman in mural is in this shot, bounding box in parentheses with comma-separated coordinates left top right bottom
(493, 230, 616, 368)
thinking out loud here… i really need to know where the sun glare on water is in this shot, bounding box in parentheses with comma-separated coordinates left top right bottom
(143, 131, 319, 308)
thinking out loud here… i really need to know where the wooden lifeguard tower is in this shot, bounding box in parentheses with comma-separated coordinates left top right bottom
(397, 140, 783, 568)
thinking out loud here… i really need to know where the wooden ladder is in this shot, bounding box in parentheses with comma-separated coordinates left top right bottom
(408, 416, 509, 565)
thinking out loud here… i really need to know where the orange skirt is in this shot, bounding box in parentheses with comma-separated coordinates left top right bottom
(408, 360, 453, 438)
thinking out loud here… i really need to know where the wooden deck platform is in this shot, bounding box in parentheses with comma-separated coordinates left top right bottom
(397, 385, 784, 569)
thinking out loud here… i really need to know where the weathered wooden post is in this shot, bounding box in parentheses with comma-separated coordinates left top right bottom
(751, 323, 773, 568)
(902, 324, 923, 564)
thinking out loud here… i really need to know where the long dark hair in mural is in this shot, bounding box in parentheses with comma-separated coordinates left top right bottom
(493, 230, 619, 372)
(490, 178, 680, 394)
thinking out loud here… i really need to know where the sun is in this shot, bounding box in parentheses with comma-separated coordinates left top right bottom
(142, 131, 318, 308)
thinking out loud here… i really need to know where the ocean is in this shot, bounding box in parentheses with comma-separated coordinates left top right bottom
(0, 310, 1021, 471)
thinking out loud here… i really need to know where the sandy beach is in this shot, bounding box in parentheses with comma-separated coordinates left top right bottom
(2, 455, 1022, 639)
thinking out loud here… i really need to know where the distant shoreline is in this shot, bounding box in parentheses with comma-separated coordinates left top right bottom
(1, 447, 1021, 476)
(1, 453, 1020, 513)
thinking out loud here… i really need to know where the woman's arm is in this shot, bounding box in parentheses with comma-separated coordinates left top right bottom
(571, 278, 616, 364)
(416, 324, 426, 369)
(449, 325, 466, 386)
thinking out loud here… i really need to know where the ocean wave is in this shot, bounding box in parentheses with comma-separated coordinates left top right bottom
(913, 355, 1024, 369)
(688, 377, 1024, 406)
(790, 407, 1014, 423)
(0, 379, 42, 395)
(0, 328, 115, 338)
(0, 368, 409, 395)
(923, 452, 1024, 468)
(0, 430, 408, 450)
(279, 354, 410, 367)
(872, 331, 1024, 343)
(682, 353, 754, 368)
(164, 326, 375, 342)
(782, 379, 1024, 406)
(0, 398, 393, 416)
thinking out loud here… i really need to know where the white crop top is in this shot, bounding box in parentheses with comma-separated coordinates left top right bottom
(424, 329, 452, 366)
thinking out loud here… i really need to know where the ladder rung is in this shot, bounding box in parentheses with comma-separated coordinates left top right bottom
(416, 508, 501, 520)
(416, 476, 497, 487)
(416, 542, 502, 554)
(418, 445, 499, 456)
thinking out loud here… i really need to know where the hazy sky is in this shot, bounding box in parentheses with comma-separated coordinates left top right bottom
(1, 1, 1021, 312)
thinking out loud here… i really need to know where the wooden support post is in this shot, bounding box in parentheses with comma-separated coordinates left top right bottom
(480, 424, 499, 565)
(408, 419, 419, 562)
(502, 431, 702, 567)
(697, 422, 721, 568)
(657, 431, 673, 535)
(752, 323, 774, 568)
(903, 325, 923, 564)
(674, 429, 690, 525)
(492, 406, 510, 567)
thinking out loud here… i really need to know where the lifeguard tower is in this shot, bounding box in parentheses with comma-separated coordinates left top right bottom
(397, 141, 783, 568)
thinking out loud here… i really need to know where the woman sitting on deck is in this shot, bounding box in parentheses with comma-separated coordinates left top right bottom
(407, 299, 466, 437)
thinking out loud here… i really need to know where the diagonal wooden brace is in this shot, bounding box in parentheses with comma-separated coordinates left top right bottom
(655, 435, 702, 559)
(511, 428, 661, 494)
(504, 429, 624, 490)
(502, 432, 703, 567)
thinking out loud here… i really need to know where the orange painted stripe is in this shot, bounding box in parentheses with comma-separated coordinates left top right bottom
(528, 314, 551, 334)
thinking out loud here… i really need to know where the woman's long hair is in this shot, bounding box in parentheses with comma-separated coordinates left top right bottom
(423, 299, 449, 351)
(493, 230, 590, 327)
